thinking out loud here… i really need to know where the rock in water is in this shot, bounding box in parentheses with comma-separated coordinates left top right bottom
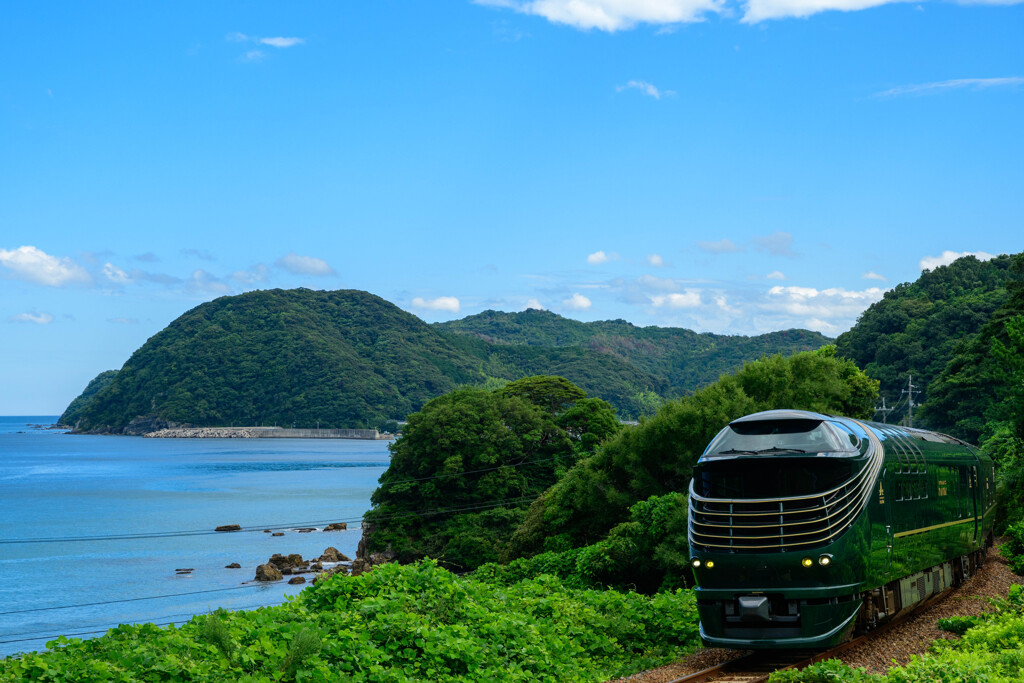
(215, 524, 241, 532)
(319, 547, 342, 562)
(324, 522, 347, 531)
(288, 576, 306, 584)
(225, 563, 241, 569)
(272, 532, 284, 537)
(255, 563, 283, 581)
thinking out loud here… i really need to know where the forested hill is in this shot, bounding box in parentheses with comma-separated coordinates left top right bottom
(835, 253, 1019, 429)
(64, 288, 829, 433)
(435, 309, 829, 393)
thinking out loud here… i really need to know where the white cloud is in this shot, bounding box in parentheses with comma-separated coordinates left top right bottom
(524, 298, 545, 310)
(563, 293, 592, 310)
(697, 238, 743, 254)
(107, 317, 139, 325)
(475, 0, 724, 31)
(753, 231, 795, 256)
(242, 49, 265, 62)
(259, 37, 305, 48)
(587, 250, 610, 264)
(763, 285, 885, 319)
(412, 296, 461, 313)
(742, 0, 901, 22)
(637, 274, 680, 290)
(862, 271, 887, 281)
(919, 250, 996, 271)
(102, 262, 132, 284)
(275, 252, 336, 276)
(617, 80, 672, 99)
(231, 264, 271, 285)
(9, 312, 53, 324)
(875, 77, 1024, 98)
(651, 290, 701, 308)
(647, 254, 665, 267)
(186, 269, 232, 296)
(0, 246, 92, 287)
(766, 271, 786, 280)
(226, 32, 250, 42)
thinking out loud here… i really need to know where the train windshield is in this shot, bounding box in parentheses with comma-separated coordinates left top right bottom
(704, 419, 850, 457)
(693, 457, 857, 498)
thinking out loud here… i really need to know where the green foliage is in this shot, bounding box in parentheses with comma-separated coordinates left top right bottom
(510, 347, 878, 554)
(835, 253, 1017, 429)
(475, 492, 691, 593)
(196, 609, 235, 662)
(58, 370, 117, 427)
(279, 628, 321, 679)
(1, 561, 702, 682)
(1001, 523, 1024, 575)
(769, 659, 876, 682)
(938, 616, 982, 636)
(364, 379, 620, 571)
(920, 254, 1024, 442)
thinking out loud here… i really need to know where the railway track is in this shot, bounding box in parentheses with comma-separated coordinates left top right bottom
(667, 591, 949, 683)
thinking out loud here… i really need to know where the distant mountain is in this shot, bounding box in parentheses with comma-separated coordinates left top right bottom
(835, 253, 1018, 428)
(435, 308, 830, 394)
(65, 289, 830, 433)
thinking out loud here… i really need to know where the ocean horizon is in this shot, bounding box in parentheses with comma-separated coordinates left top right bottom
(0, 416, 388, 657)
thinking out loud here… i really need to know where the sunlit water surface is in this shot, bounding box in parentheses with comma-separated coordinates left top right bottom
(0, 416, 388, 657)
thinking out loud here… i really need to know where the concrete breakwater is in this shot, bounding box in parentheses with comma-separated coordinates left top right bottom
(145, 426, 392, 440)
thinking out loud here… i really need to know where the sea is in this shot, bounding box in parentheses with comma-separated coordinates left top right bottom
(0, 416, 389, 658)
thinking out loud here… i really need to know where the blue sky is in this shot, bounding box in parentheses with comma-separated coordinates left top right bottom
(1, 1, 1021, 414)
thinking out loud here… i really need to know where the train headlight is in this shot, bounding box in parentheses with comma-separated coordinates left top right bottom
(818, 554, 833, 567)
(705, 560, 715, 569)
(801, 557, 813, 568)
(692, 559, 701, 568)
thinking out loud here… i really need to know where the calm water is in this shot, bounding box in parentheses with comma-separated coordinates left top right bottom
(0, 416, 389, 657)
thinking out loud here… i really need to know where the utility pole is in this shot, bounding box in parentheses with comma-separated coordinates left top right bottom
(900, 375, 921, 428)
(875, 396, 895, 424)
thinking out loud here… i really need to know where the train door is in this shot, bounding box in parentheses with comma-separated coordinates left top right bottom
(971, 466, 979, 543)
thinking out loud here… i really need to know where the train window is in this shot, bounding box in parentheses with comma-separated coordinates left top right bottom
(692, 458, 857, 498)
(703, 419, 852, 456)
(828, 421, 862, 448)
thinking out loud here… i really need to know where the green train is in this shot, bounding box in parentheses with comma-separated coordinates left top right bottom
(688, 409, 995, 649)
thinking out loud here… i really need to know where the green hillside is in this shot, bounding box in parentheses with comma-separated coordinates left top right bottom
(65, 288, 830, 433)
(71, 289, 483, 432)
(835, 253, 1017, 427)
(436, 309, 829, 393)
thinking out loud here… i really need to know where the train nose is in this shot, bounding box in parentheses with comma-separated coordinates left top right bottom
(738, 596, 771, 621)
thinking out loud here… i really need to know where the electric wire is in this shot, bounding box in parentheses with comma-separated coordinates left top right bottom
(0, 453, 568, 545)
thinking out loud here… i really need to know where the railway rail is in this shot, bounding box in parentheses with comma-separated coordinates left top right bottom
(667, 590, 948, 683)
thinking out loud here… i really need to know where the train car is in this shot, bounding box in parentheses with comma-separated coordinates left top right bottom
(687, 409, 995, 649)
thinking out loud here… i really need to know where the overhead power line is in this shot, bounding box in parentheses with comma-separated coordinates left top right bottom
(0, 584, 263, 616)
(0, 495, 536, 545)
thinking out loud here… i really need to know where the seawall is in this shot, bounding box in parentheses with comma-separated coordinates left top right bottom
(144, 427, 391, 440)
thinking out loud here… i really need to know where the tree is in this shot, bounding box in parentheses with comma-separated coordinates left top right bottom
(508, 347, 878, 556)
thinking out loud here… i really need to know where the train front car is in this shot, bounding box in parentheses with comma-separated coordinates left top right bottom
(688, 409, 882, 649)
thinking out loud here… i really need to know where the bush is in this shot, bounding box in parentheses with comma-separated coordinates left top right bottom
(1, 561, 702, 683)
